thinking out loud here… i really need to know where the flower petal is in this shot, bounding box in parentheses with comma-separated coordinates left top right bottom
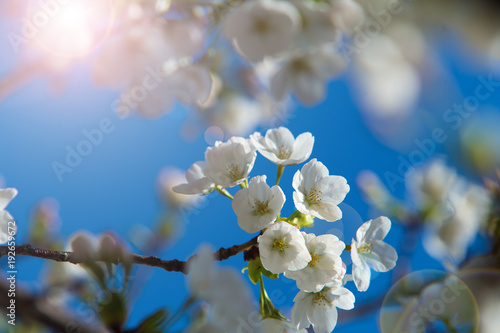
(363, 216, 392, 243)
(289, 132, 314, 164)
(365, 240, 398, 272)
(352, 257, 371, 292)
(0, 188, 18, 211)
(316, 175, 349, 205)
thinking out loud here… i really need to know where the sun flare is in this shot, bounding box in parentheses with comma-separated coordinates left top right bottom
(27, 0, 114, 58)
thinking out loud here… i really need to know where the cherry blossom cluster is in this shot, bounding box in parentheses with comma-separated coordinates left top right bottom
(174, 127, 398, 332)
(359, 158, 492, 266)
(87, 0, 367, 136)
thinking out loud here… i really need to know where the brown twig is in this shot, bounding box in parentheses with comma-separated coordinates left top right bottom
(0, 236, 259, 274)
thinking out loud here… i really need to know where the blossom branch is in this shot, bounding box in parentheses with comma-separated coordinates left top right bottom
(0, 236, 259, 274)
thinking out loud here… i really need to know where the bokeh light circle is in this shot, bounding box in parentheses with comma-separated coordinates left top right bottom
(204, 126, 225, 145)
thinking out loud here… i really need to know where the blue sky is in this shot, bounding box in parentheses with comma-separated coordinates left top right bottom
(1, 32, 499, 332)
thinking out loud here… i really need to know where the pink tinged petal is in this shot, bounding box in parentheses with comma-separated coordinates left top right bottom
(69, 232, 97, 261)
(363, 216, 392, 243)
(352, 257, 371, 292)
(365, 240, 398, 272)
(0, 188, 18, 211)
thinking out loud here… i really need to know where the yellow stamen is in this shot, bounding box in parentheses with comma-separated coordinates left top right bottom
(273, 239, 288, 252)
(253, 200, 270, 215)
(358, 243, 374, 254)
(306, 188, 323, 205)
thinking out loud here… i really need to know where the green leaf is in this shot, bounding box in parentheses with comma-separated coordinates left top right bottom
(247, 259, 261, 285)
(98, 291, 128, 329)
(261, 268, 279, 280)
(135, 308, 169, 333)
(247, 257, 279, 284)
(259, 275, 287, 321)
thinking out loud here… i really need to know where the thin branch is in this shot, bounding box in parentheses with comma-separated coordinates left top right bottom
(0, 236, 259, 274)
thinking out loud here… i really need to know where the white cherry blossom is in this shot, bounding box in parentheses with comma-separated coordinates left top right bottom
(204, 137, 257, 188)
(205, 93, 262, 137)
(285, 232, 345, 292)
(232, 176, 286, 234)
(270, 47, 346, 105)
(93, 18, 202, 89)
(330, 0, 365, 34)
(187, 245, 255, 332)
(352, 33, 421, 118)
(258, 221, 312, 274)
(292, 159, 350, 222)
(406, 158, 457, 208)
(351, 216, 398, 292)
(0, 188, 18, 244)
(292, 0, 340, 46)
(223, 0, 300, 62)
(133, 62, 213, 118)
(291, 283, 355, 333)
(423, 181, 491, 263)
(250, 127, 314, 166)
(173, 161, 215, 195)
(158, 167, 201, 207)
(407, 159, 491, 263)
(69, 231, 99, 262)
